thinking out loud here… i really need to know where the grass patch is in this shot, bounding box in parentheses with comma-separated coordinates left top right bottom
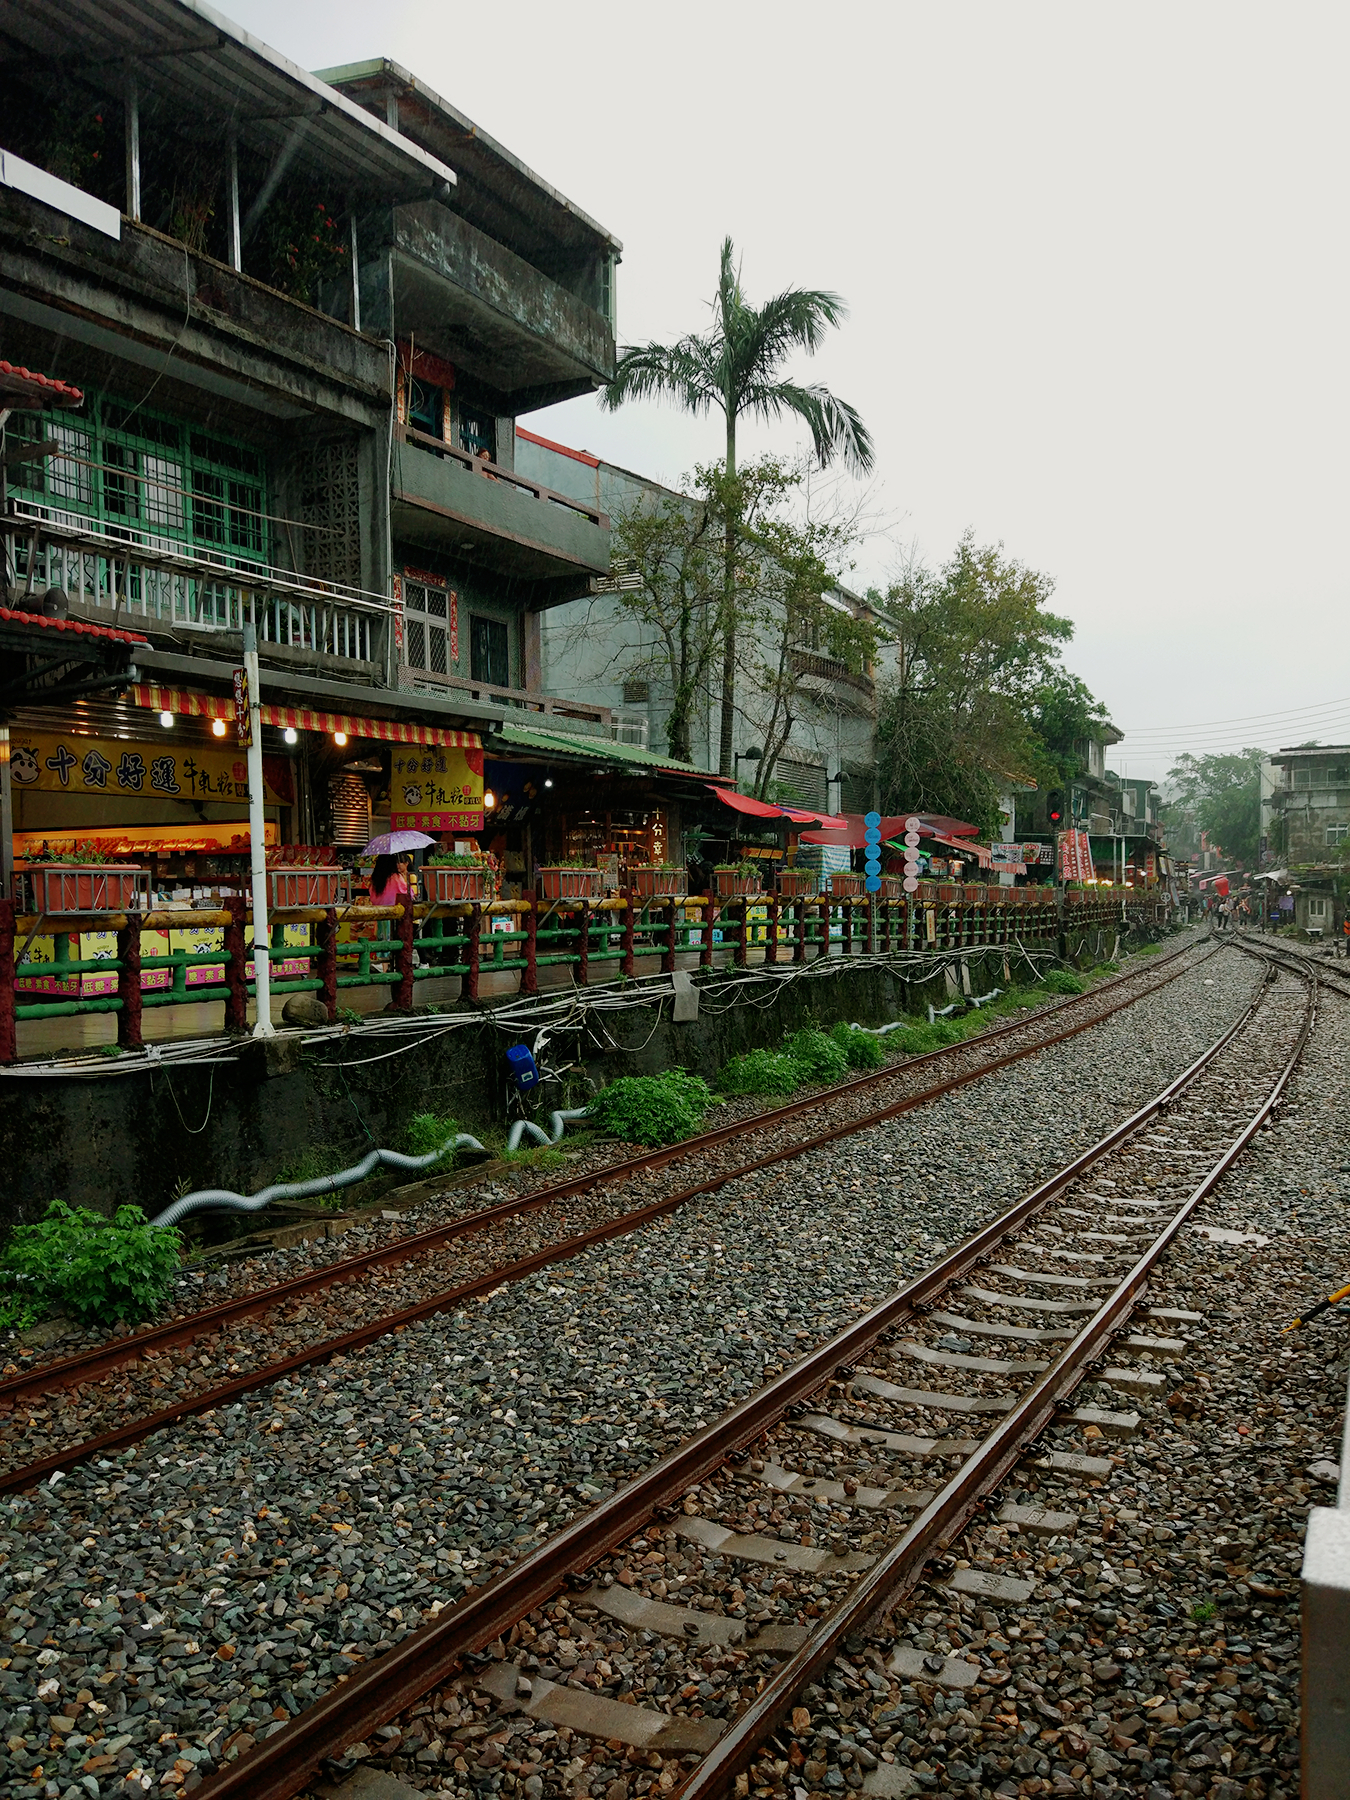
(405, 1111, 464, 1165)
(1039, 968, 1086, 994)
(588, 1070, 714, 1145)
(717, 1049, 802, 1096)
(1136, 942, 1162, 955)
(829, 1021, 886, 1070)
(783, 1028, 850, 1084)
(500, 1143, 567, 1170)
(0, 1201, 183, 1331)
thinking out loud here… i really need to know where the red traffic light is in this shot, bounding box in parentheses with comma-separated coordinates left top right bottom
(1049, 809, 1062, 823)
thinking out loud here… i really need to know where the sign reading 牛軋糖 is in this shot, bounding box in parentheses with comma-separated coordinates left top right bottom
(389, 743, 485, 831)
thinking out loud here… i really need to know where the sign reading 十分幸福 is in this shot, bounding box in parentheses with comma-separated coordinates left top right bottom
(9, 730, 290, 806)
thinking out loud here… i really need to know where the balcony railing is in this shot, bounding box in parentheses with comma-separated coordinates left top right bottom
(406, 666, 613, 728)
(3, 503, 393, 664)
(399, 425, 608, 526)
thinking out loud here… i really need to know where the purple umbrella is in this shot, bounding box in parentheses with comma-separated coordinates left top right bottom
(363, 829, 437, 856)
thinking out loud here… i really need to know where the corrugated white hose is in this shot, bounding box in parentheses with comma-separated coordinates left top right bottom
(150, 1108, 591, 1228)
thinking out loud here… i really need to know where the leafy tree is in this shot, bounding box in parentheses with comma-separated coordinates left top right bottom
(602, 238, 873, 775)
(1027, 670, 1114, 786)
(1167, 747, 1265, 865)
(874, 534, 1079, 836)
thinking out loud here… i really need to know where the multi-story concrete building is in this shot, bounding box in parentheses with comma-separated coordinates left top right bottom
(1261, 746, 1349, 936)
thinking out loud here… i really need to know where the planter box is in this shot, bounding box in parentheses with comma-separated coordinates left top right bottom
(937, 883, 959, 903)
(538, 867, 603, 901)
(829, 872, 866, 899)
(878, 875, 904, 900)
(427, 866, 492, 904)
(30, 865, 147, 914)
(775, 869, 819, 899)
(713, 871, 762, 899)
(628, 867, 688, 900)
(268, 868, 345, 910)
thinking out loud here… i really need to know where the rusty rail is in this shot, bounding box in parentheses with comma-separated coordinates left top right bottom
(189, 943, 1294, 1800)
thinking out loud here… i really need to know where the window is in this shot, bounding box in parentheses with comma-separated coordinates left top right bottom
(191, 469, 263, 554)
(407, 377, 443, 438)
(458, 408, 494, 460)
(1293, 768, 1313, 788)
(1327, 824, 1349, 846)
(403, 580, 454, 676)
(1308, 896, 1328, 917)
(470, 614, 510, 687)
(622, 679, 651, 705)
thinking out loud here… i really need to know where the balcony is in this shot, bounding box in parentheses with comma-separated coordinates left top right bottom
(788, 649, 876, 717)
(370, 200, 616, 408)
(390, 427, 611, 596)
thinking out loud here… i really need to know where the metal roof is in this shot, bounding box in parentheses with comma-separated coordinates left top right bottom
(490, 720, 711, 779)
(0, 0, 457, 200)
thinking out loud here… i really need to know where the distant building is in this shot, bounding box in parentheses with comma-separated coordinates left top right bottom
(1262, 745, 1349, 937)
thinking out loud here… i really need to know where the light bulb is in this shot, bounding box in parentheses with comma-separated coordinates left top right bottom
(544, 776, 553, 789)
(333, 731, 348, 747)
(284, 727, 298, 746)
(483, 789, 496, 809)
(211, 718, 227, 738)
(159, 711, 174, 728)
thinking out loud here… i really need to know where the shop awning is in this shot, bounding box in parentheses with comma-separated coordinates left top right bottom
(492, 720, 716, 778)
(129, 685, 480, 749)
(704, 785, 846, 828)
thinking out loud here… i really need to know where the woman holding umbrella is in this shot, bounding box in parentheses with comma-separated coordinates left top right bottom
(364, 829, 436, 961)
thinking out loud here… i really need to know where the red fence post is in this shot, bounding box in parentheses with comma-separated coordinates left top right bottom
(620, 895, 636, 979)
(466, 904, 481, 1002)
(522, 900, 539, 996)
(577, 901, 590, 986)
(0, 898, 15, 1065)
(116, 912, 144, 1051)
(318, 907, 338, 1022)
(224, 895, 247, 1032)
(700, 890, 715, 968)
(395, 902, 415, 1010)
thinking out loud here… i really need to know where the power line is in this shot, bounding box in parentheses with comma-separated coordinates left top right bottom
(1120, 694, 1350, 736)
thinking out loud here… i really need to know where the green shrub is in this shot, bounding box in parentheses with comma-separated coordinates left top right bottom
(0, 1201, 183, 1331)
(1137, 942, 1162, 955)
(718, 1049, 803, 1097)
(829, 1022, 886, 1070)
(783, 1028, 850, 1084)
(405, 1111, 462, 1164)
(588, 1070, 713, 1145)
(1039, 968, 1085, 994)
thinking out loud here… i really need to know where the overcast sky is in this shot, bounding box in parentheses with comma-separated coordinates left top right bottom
(230, 0, 1350, 779)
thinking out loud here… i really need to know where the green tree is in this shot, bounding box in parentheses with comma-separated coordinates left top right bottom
(602, 237, 874, 776)
(874, 534, 1079, 836)
(1167, 748, 1265, 865)
(1028, 669, 1114, 786)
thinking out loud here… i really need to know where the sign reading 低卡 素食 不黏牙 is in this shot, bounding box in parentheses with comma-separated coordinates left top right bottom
(389, 744, 485, 831)
(9, 730, 290, 806)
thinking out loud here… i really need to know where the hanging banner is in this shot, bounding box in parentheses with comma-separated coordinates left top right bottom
(389, 744, 485, 831)
(9, 730, 289, 807)
(1057, 829, 1094, 882)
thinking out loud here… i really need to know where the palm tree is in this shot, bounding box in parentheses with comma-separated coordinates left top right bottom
(601, 238, 874, 776)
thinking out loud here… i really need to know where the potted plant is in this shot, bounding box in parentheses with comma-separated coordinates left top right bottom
(537, 857, 604, 901)
(776, 867, 818, 899)
(23, 841, 147, 914)
(627, 862, 688, 899)
(713, 860, 762, 899)
(829, 869, 866, 899)
(266, 845, 345, 909)
(426, 848, 498, 904)
(878, 874, 904, 900)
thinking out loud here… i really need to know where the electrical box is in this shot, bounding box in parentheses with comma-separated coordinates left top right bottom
(505, 1044, 540, 1090)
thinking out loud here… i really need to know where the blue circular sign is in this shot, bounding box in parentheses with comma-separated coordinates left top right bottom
(865, 873, 881, 892)
(864, 811, 881, 828)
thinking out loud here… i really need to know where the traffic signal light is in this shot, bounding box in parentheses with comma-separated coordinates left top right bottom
(1047, 790, 1064, 826)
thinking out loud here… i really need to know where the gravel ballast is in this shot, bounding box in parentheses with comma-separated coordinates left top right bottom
(0, 938, 1273, 1798)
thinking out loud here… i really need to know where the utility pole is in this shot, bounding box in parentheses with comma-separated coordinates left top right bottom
(242, 623, 274, 1036)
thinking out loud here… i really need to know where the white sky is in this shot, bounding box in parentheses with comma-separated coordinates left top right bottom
(229, 0, 1350, 780)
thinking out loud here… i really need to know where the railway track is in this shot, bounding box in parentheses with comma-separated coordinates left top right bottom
(0, 935, 1222, 1495)
(1234, 929, 1350, 1000)
(184, 953, 1311, 1800)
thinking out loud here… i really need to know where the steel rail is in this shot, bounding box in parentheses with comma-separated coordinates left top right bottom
(0, 943, 1226, 1493)
(1233, 931, 1350, 1000)
(0, 936, 1217, 1419)
(189, 948, 1275, 1800)
(673, 966, 1316, 1800)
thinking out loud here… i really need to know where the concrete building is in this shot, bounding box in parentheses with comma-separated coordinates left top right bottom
(1261, 745, 1350, 937)
(514, 428, 882, 816)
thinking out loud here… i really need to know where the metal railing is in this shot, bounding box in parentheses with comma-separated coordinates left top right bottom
(397, 425, 609, 527)
(3, 504, 393, 663)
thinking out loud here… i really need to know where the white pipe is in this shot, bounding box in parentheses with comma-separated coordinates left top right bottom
(242, 624, 273, 1037)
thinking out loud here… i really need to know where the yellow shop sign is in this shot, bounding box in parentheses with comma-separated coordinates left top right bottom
(10, 731, 290, 807)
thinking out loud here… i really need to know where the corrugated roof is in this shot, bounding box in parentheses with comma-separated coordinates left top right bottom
(0, 0, 457, 199)
(491, 721, 715, 779)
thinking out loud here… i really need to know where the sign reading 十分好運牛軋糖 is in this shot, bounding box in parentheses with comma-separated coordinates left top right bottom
(389, 743, 485, 831)
(9, 730, 289, 807)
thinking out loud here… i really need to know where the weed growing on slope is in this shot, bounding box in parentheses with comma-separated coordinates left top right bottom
(405, 1111, 464, 1164)
(588, 1070, 713, 1145)
(829, 1021, 886, 1070)
(0, 1201, 183, 1330)
(1039, 968, 1086, 994)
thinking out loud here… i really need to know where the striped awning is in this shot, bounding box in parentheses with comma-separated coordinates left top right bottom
(128, 685, 481, 750)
